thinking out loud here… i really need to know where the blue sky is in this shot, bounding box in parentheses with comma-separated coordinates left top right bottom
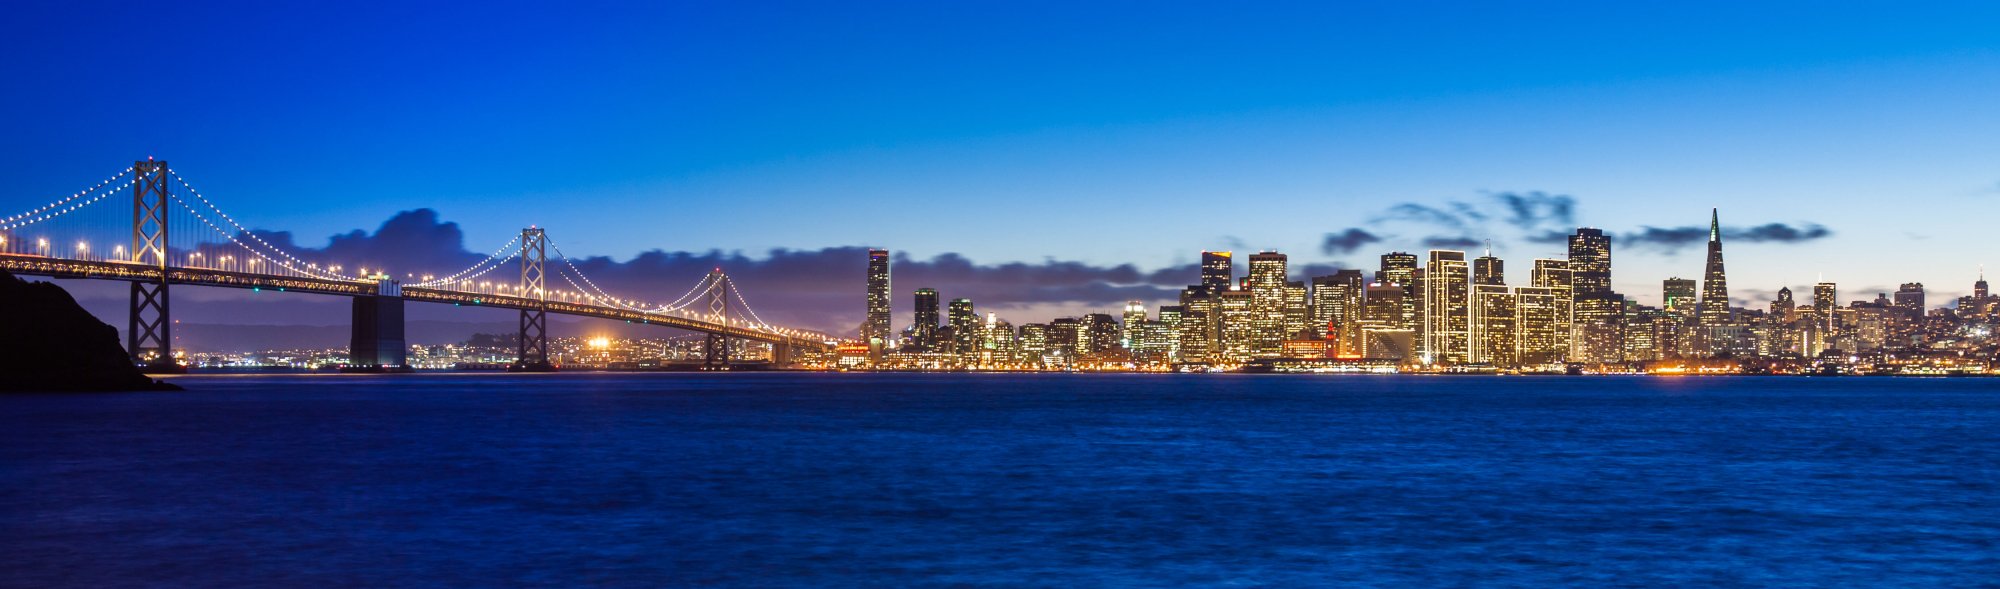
(5, 1, 1999, 332)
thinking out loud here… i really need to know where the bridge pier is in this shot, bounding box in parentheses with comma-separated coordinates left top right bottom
(771, 342, 793, 368)
(702, 333, 729, 370)
(509, 228, 556, 372)
(349, 290, 409, 371)
(128, 159, 182, 374)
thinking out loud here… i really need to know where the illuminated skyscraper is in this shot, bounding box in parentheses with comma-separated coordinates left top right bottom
(1247, 252, 1290, 357)
(864, 249, 892, 350)
(1378, 252, 1420, 330)
(1421, 250, 1470, 365)
(1081, 313, 1121, 354)
(1977, 268, 1989, 299)
(1201, 251, 1234, 291)
(1177, 285, 1219, 364)
(1473, 248, 1504, 286)
(1698, 209, 1731, 328)
(1528, 259, 1574, 361)
(948, 298, 977, 355)
(1217, 289, 1256, 364)
(912, 288, 940, 352)
(1283, 281, 1310, 338)
(1814, 281, 1838, 328)
(1470, 283, 1516, 366)
(1567, 229, 1621, 364)
(1567, 228, 1612, 297)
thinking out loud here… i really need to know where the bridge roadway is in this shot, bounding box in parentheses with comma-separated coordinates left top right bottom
(0, 253, 830, 350)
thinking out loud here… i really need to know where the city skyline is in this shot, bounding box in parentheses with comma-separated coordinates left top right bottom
(5, 2, 2000, 318)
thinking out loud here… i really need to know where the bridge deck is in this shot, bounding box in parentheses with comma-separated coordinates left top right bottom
(0, 254, 828, 349)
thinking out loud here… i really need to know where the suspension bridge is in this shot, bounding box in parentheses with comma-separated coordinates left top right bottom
(0, 159, 837, 372)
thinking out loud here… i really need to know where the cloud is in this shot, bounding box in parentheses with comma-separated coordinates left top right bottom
(1421, 236, 1483, 249)
(1732, 223, 1831, 243)
(1491, 191, 1576, 231)
(1321, 228, 1384, 255)
(1372, 203, 1469, 231)
(191, 209, 1223, 337)
(1620, 223, 1833, 253)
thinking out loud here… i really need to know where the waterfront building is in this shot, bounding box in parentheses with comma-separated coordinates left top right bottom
(1283, 281, 1310, 339)
(1513, 285, 1568, 367)
(1018, 323, 1050, 365)
(864, 249, 893, 354)
(1379, 252, 1421, 331)
(1421, 250, 1470, 365)
(1247, 252, 1290, 358)
(1470, 283, 1516, 366)
(1217, 289, 1257, 364)
(1082, 313, 1121, 354)
(1177, 285, 1219, 364)
(1311, 270, 1366, 357)
(912, 288, 941, 352)
(1156, 306, 1184, 361)
(1122, 301, 1147, 349)
(948, 298, 978, 355)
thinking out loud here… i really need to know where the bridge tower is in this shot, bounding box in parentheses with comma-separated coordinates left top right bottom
(703, 269, 730, 370)
(510, 227, 556, 372)
(128, 159, 181, 373)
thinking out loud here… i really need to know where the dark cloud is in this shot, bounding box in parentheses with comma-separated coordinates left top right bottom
(1621, 226, 1711, 252)
(1492, 191, 1576, 231)
(1621, 223, 1833, 253)
(1421, 236, 1483, 249)
(1733, 223, 1831, 243)
(1321, 228, 1384, 255)
(1522, 230, 1571, 244)
(192, 209, 1219, 336)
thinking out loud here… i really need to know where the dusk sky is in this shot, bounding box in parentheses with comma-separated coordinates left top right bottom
(5, 1, 1999, 338)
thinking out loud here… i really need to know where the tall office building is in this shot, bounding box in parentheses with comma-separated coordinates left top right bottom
(864, 249, 892, 349)
(1081, 313, 1121, 354)
(1473, 249, 1504, 286)
(1177, 285, 1219, 364)
(1217, 289, 1256, 364)
(912, 288, 940, 352)
(1814, 282, 1838, 329)
(1247, 252, 1290, 357)
(1977, 268, 1989, 299)
(1568, 229, 1622, 364)
(1513, 285, 1567, 366)
(1698, 209, 1731, 328)
(1662, 278, 1697, 315)
(1378, 252, 1420, 330)
(1156, 306, 1184, 361)
(1470, 283, 1516, 366)
(1283, 281, 1310, 338)
(1528, 259, 1574, 362)
(948, 298, 978, 355)
(1421, 250, 1471, 365)
(1201, 251, 1234, 291)
(1567, 228, 1612, 297)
